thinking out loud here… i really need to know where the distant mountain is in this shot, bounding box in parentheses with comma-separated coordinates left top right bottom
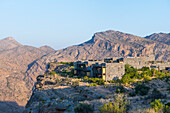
(39, 45, 55, 53)
(144, 33, 170, 45)
(0, 37, 21, 52)
(0, 37, 54, 113)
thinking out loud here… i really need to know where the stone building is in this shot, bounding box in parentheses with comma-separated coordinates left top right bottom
(123, 55, 155, 69)
(91, 63, 106, 80)
(105, 63, 124, 81)
(73, 54, 170, 81)
(73, 61, 91, 76)
(74, 60, 125, 81)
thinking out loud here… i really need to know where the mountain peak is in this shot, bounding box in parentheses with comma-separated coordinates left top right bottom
(39, 45, 55, 53)
(1, 37, 18, 42)
(90, 30, 139, 43)
(4, 37, 15, 40)
(0, 37, 22, 51)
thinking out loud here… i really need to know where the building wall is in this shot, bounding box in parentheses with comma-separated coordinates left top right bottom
(148, 62, 170, 70)
(123, 55, 155, 69)
(74, 55, 169, 81)
(105, 63, 125, 81)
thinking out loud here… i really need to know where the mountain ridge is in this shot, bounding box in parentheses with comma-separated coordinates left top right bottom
(0, 30, 169, 113)
(0, 38, 54, 113)
(25, 30, 170, 94)
(144, 32, 170, 45)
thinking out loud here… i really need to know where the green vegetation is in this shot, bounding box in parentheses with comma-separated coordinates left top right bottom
(59, 62, 74, 66)
(135, 84, 150, 96)
(116, 85, 125, 94)
(72, 81, 79, 87)
(83, 76, 105, 85)
(51, 71, 57, 75)
(89, 83, 97, 86)
(61, 70, 74, 77)
(74, 103, 94, 113)
(121, 64, 170, 84)
(138, 66, 150, 71)
(99, 94, 129, 113)
(150, 99, 164, 112)
(121, 64, 139, 84)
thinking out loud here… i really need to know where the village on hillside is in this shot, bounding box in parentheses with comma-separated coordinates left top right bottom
(24, 55, 170, 113)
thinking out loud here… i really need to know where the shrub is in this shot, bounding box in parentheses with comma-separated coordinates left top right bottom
(83, 76, 88, 81)
(139, 66, 150, 71)
(98, 79, 105, 85)
(150, 88, 165, 99)
(135, 84, 150, 96)
(59, 62, 74, 66)
(89, 83, 97, 86)
(121, 74, 131, 84)
(99, 94, 129, 113)
(164, 106, 170, 113)
(51, 71, 56, 75)
(143, 74, 152, 82)
(129, 91, 136, 97)
(72, 81, 79, 87)
(88, 78, 105, 85)
(74, 103, 94, 113)
(116, 85, 125, 93)
(150, 99, 164, 112)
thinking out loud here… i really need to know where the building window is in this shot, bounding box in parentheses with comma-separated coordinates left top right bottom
(103, 68, 106, 74)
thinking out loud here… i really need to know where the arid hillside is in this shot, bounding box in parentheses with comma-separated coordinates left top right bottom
(0, 37, 53, 113)
(26, 30, 170, 85)
(0, 30, 169, 113)
(145, 32, 170, 45)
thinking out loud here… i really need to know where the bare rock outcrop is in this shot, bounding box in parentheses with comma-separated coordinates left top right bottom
(0, 38, 53, 113)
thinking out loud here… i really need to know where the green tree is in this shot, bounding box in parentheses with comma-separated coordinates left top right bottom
(135, 84, 150, 96)
(150, 99, 164, 112)
(99, 94, 129, 113)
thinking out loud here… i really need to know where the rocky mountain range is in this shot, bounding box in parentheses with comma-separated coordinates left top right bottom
(0, 37, 54, 113)
(145, 32, 170, 45)
(0, 30, 169, 113)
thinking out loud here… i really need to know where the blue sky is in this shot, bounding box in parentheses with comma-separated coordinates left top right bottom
(0, 0, 170, 50)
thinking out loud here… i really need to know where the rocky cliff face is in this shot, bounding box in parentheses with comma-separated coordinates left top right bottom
(0, 38, 52, 113)
(24, 62, 170, 113)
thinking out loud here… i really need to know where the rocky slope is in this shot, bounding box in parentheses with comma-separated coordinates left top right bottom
(0, 38, 53, 113)
(145, 32, 170, 45)
(24, 62, 170, 113)
(26, 30, 170, 86)
(0, 30, 170, 112)
(0, 37, 21, 52)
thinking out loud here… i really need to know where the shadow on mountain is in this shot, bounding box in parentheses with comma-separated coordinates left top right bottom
(0, 101, 25, 113)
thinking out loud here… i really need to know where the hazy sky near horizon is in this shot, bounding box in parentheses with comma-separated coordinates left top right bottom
(0, 0, 170, 50)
